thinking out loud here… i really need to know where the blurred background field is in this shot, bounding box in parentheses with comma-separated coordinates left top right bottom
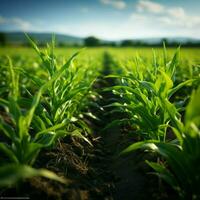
(1, 46, 200, 66)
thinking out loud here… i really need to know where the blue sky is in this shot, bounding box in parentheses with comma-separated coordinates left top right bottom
(0, 0, 200, 39)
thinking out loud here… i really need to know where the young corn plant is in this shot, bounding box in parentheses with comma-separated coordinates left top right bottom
(121, 87, 200, 199)
(18, 35, 97, 145)
(104, 47, 198, 141)
(0, 48, 80, 186)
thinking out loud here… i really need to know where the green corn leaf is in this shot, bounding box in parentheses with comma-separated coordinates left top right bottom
(120, 140, 159, 155)
(155, 70, 173, 98)
(25, 33, 44, 61)
(7, 56, 19, 100)
(23, 143, 43, 164)
(139, 81, 156, 94)
(152, 143, 191, 187)
(0, 143, 19, 163)
(32, 115, 47, 131)
(146, 160, 179, 191)
(163, 42, 167, 67)
(161, 99, 184, 134)
(18, 68, 45, 87)
(0, 117, 15, 140)
(32, 133, 55, 147)
(0, 98, 9, 107)
(167, 47, 180, 78)
(0, 164, 67, 187)
(171, 126, 183, 145)
(71, 129, 93, 146)
(185, 87, 200, 129)
(8, 97, 21, 127)
(25, 33, 54, 76)
(22, 82, 49, 135)
(34, 121, 69, 141)
(168, 79, 196, 98)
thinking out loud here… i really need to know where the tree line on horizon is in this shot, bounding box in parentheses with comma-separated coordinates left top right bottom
(0, 33, 200, 48)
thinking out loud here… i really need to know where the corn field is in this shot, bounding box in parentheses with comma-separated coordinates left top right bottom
(0, 36, 200, 200)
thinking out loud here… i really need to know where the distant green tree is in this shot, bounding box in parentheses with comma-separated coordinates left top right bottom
(161, 38, 168, 46)
(109, 42, 117, 47)
(121, 40, 134, 47)
(84, 36, 100, 47)
(57, 42, 67, 47)
(73, 43, 81, 47)
(0, 32, 6, 46)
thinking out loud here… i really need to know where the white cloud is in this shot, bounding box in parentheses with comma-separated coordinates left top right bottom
(126, 11, 200, 39)
(133, 0, 200, 30)
(0, 16, 32, 30)
(130, 13, 147, 21)
(100, 0, 126, 10)
(137, 0, 164, 14)
(167, 7, 185, 19)
(12, 18, 31, 30)
(158, 17, 173, 25)
(165, 7, 200, 28)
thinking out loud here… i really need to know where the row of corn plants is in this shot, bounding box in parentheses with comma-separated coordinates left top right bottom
(0, 35, 102, 187)
(105, 47, 200, 199)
